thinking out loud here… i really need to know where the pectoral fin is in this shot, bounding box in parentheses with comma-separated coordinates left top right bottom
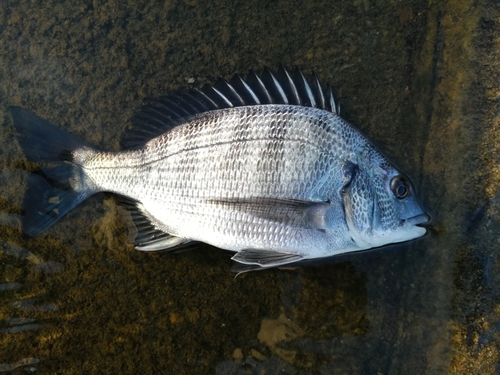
(206, 197, 330, 230)
(135, 236, 194, 252)
(231, 249, 303, 268)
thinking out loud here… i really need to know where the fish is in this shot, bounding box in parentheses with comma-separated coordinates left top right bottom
(9, 65, 428, 271)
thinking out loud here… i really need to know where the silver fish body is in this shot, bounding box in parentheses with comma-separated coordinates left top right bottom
(10, 67, 428, 270)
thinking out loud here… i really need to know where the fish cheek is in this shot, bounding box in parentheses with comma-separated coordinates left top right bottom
(341, 167, 375, 235)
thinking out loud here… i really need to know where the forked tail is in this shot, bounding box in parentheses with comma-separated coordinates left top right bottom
(10, 107, 94, 236)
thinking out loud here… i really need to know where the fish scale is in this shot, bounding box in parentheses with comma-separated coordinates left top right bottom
(9, 66, 428, 271)
(74, 106, 360, 254)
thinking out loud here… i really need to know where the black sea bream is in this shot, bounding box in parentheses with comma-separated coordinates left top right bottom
(10, 66, 428, 270)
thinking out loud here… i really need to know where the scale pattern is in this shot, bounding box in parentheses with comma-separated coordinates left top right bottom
(78, 104, 365, 255)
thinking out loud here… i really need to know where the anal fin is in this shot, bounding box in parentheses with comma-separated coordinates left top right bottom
(116, 197, 195, 252)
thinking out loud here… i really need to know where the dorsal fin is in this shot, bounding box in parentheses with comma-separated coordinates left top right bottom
(122, 66, 339, 148)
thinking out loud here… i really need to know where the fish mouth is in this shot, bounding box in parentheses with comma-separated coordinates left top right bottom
(405, 213, 430, 227)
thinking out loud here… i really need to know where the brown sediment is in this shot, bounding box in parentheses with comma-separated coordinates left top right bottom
(0, 0, 499, 374)
(447, 1, 500, 373)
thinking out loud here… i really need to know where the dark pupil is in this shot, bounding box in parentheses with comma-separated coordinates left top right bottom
(394, 180, 408, 198)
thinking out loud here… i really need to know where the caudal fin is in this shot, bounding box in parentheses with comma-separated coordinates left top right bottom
(10, 107, 93, 236)
(10, 107, 91, 162)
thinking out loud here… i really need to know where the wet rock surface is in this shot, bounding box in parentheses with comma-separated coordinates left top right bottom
(0, 0, 499, 374)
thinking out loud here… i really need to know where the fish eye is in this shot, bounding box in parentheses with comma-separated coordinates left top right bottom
(390, 176, 410, 199)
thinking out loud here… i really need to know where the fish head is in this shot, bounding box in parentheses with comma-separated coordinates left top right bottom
(342, 145, 428, 250)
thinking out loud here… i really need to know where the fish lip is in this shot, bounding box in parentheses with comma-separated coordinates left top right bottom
(405, 213, 430, 226)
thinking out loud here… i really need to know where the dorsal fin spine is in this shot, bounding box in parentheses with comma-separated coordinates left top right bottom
(295, 68, 316, 108)
(278, 64, 301, 104)
(264, 68, 288, 104)
(206, 85, 234, 107)
(235, 75, 261, 104)
(326, 85, 338, 114)
(247, 70, 272, 104)
(191, 89, 220, 110)
(311, 72, 325, 109)
(217, 79, 245, 106)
